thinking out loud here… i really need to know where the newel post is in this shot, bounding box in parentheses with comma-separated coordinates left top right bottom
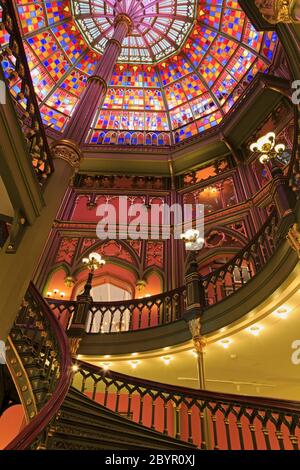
(67, 252, 106, 356)
(184, 252, 205, 318)
(67, 283, 93, 357)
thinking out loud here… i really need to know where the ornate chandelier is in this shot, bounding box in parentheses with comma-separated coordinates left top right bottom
(250, 132, 286, 165)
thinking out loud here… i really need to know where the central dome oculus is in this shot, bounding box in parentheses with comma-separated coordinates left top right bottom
(71, 0, 198, 64)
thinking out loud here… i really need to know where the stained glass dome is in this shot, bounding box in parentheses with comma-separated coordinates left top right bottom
(14, 0, 278, 146)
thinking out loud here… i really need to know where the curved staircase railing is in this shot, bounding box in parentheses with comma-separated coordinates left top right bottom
(48, 211, 279, 333)
(5, 282, 72, 450)
(202, 211, 278, 306)
(73, 360, 300, 451)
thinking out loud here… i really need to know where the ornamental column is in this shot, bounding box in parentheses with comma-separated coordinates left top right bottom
(61, 14, 133, 145)
(0, 142, 82, 342)
(189, 317, 212, 450)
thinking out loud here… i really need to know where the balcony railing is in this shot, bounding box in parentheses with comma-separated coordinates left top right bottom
(73, 360, 300, 450)
(48, 212, 279, 333)
(0, 0, 53, 185)
(48, 286, 187, 333)
(202, 212, 278, 306)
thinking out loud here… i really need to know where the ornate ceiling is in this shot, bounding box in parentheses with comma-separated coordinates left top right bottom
(13, 1, 278, 146)
(71, 0, 198, 64)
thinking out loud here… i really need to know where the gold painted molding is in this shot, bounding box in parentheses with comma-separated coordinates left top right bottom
(287, 223, 300, 258)
(51, 139, 82, 170)
(6, 336, 38, 423)
(255, 0, 300, 24)
(188, 318, 207, 353)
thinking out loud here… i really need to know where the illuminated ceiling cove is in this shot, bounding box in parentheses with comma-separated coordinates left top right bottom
(71, 0, 198, 64)
(12, 1, 278, 146)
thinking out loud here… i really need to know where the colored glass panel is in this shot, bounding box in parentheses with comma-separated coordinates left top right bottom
(15, 0, 278, 146)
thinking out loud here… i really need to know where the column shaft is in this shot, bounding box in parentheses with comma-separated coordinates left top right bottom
(63, 18, 130, 144)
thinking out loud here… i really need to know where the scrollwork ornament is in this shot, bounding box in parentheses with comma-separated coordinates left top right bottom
(287, 223, 300, 259)
(51, 140, 82, 170)
(255, 0, 300, 23)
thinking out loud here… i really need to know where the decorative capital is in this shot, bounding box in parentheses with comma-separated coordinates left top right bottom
(51, 139, 82, 170)
(87, 75, 108, 93)
(193, 336, 207, 354)
(114, 14, 134, 34)
(108, 37, 123, 50)
(255, 0, 300, 24)
(69, 337, 82, 356)
(287, 223, 300, 258)
(189, 317, 207, 352)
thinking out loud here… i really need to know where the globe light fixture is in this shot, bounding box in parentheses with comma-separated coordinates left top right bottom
(181, 229, 204, 251)
(250, 132, 286, 165)
(82, 252, 106, 272)
(81, 252, 106, 298)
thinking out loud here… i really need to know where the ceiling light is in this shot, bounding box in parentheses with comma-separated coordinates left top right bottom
(72, 364, 79, 372)
(219, 339, 232, 349)
(129, 360, 140, 369)
(247, 325, 263, 336)
(101, 362, 111, 370)
(162, 356, 172, 365)
(274, 307, 290, 319)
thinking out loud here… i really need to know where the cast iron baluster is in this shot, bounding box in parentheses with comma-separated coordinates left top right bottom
(92, 380, 97, 401)
(88, 311, 95, 333)
(109, 311, 114, 333)
(150, 398, 156, 430)
(289, 415, 300, 450)
(211, 414, 219, 450)
(127, 392, 132, 419)
(174, 405, 181, 440)
(118, 311, 123, 332)
(236, 420, 245, 450)
(275, 417, 286, 450)
(147, 303, 151, 328)
(81, 376, 86, 394)
(262, 427, 271, 450)
(187, 409, 193, 444)
(104, 385, 109, 408)
(138, 396, 144, 425)
(115, 390, 120, 413)
(99, 309, 105, 333)
(138, 305, 143, 329)
(163, 401, 168, 435)
(199, 409, 207, 450)
(224, 416, 232, 450)
(249, 423, 258, 450)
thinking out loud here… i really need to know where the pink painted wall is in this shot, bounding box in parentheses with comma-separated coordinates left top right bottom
(0, 405, 25, 449)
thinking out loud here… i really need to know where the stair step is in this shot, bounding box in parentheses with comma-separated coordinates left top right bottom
(48, 387, 195, 450)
